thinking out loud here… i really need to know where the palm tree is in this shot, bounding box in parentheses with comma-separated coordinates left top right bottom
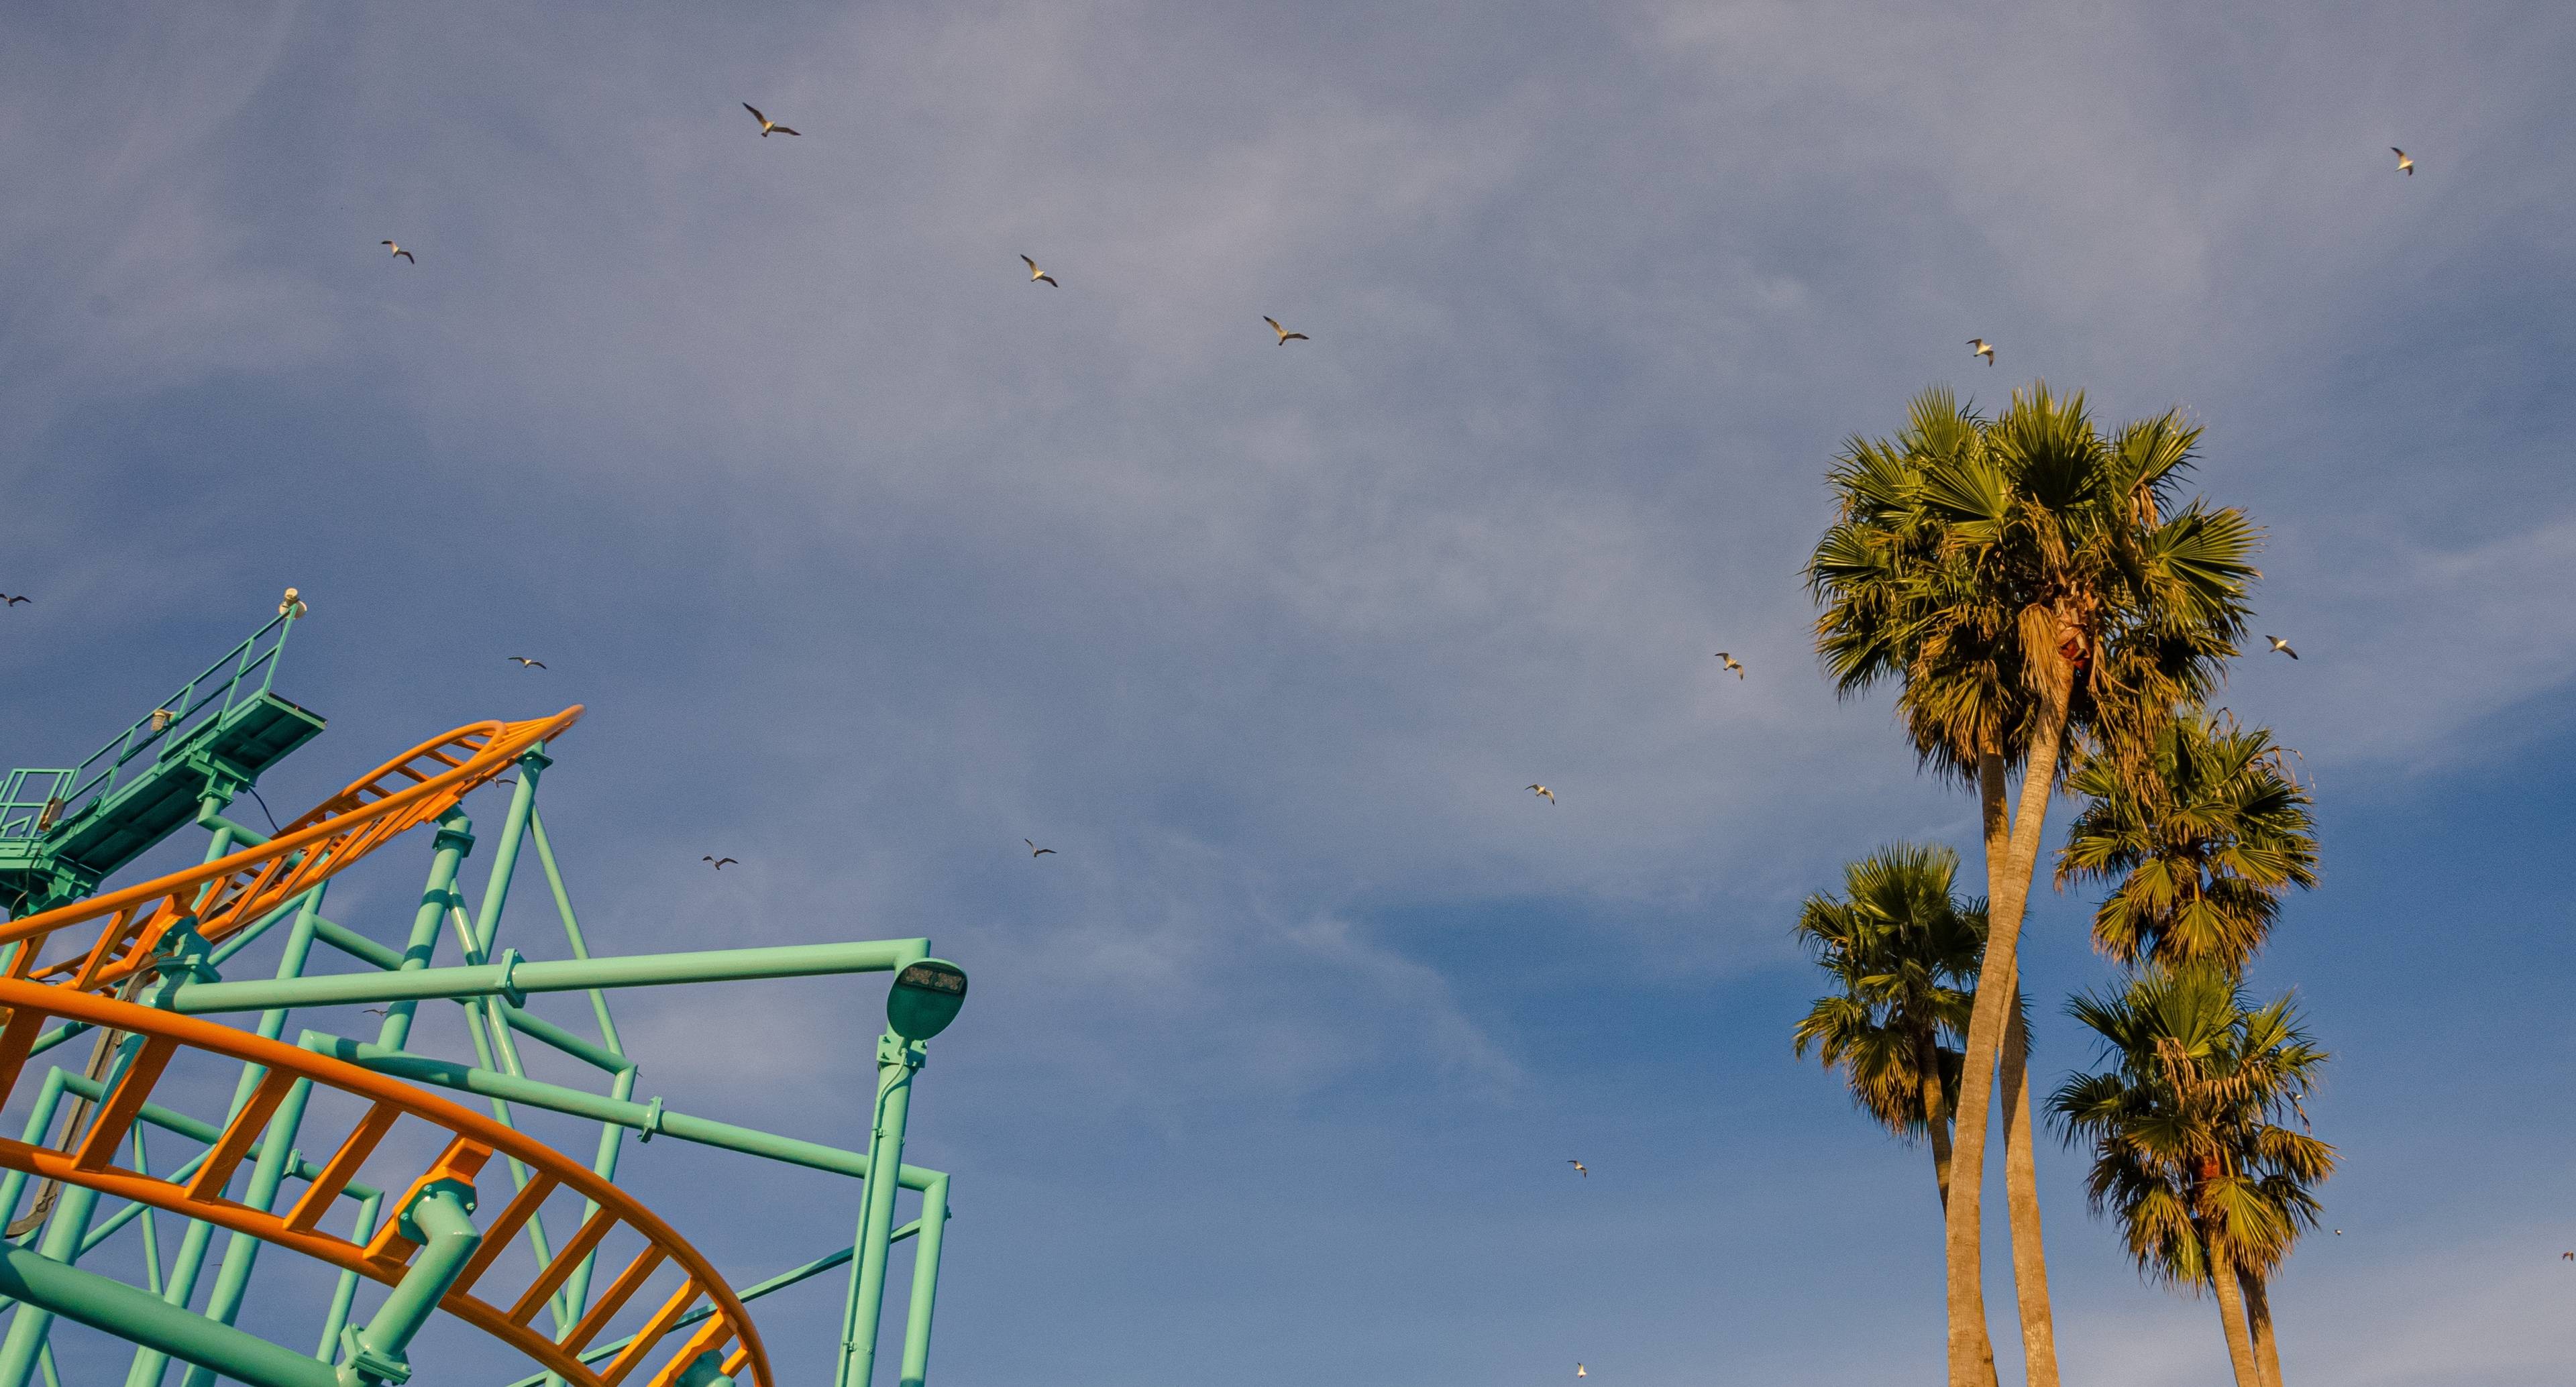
(1809, 384, 2261, 1387)
(2058, 710, 2318, 969)
(2051, 964, 2335, 1387)
(1791, 844, 1985, 1210)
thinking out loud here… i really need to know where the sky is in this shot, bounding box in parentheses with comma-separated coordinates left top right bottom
(3, 1, 2573, 1383)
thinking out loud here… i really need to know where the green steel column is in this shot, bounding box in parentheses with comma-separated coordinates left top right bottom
(336, 1188, 479, 1386)
(127, 885, 327, 1387)
(0, 1034, 152, 1387)
(179, 814, 469, 1387)
(896, 1174, 950, 1387)
(835, 1033, 920, 1387)
(0, 1246, 337, 1387)
(467, 748, 545, 958)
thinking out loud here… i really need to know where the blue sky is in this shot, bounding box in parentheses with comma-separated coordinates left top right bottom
(4, 1, 2573, 1383)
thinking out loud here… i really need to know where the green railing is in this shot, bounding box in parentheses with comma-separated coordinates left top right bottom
(0, 610, 301, 843)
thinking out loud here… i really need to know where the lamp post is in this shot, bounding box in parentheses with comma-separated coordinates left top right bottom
(836, 959, 966, 1387)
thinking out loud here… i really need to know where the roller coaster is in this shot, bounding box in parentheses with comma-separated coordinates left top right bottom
(0, 598, 967, 1386)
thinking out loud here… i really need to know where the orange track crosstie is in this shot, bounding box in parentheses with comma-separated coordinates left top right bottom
(0, 708, 583, 997)
(0, 977, 773, 1387)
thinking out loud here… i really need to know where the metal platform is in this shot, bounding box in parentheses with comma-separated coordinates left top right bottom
(1, 612, 321, 914)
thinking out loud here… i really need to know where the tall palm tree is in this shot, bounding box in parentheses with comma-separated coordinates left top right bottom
(1810, 384, 2261, 1387)
(1791, 844, 1985, 1210)
(2051, 964, 2335, 1387)
(2058, 710, 2318, 969)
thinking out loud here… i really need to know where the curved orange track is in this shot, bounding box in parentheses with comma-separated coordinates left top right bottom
(0, 708, 582, 995)
(0, 977, 768, 1387)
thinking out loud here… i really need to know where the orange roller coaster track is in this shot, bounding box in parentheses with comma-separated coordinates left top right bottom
(0, 708, 583, 997)
(0, 977, 771, 1387)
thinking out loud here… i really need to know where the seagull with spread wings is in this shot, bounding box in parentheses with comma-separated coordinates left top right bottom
(380, 241, 415, 263)
(1026, 839, 1057, 857)
(743, 104, 800, 137)
(1528, 784, 1555, 804)
(2265, 635, 2298, 661)
(1714, 651, 1744, 679)
(508, 656, 547, 669)
(1020, 255, 1059, 287)
(1, 594, 28, 606)
(2392, 146, 2413, 175)
(1567, 1159, 1587, 1177)
(704, 855, 738, 870)
(1263, 317, 1308, 345)
(1968, 338, 1994, 366)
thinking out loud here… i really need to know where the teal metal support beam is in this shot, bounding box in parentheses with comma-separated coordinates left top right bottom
(836, 1032, 921, 1387)
(171, 939, 932, 1015)
(466, 751, 545, 958)
(297, 1035, 943, 1188)
(0, 1245, 338, 1387)
(335, 1188, 478, 1386)
(897, 1173, 951, 1387)
(309, 918, 405, 971)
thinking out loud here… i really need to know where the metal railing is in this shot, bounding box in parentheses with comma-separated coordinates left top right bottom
(0, 610, 301, 843)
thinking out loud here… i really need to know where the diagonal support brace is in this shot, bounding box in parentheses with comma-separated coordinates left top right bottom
(336, 1188, 480, 1386)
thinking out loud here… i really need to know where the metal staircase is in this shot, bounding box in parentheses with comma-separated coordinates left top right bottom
(1, 607, 323, 916)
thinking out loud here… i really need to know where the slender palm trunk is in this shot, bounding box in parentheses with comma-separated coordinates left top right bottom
(1998, 985, 2060, 1387)
(2243, 1272, 2284, 1387)
(2210, 1244, 2263, 1387)
(1946, 705, 2066, 1387)
(1917, 1032, 1955, 1211)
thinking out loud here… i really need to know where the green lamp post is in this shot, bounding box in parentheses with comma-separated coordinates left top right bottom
(839, 958, 967, 1387)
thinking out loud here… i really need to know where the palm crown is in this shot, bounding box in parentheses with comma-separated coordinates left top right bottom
(2050, 962, 2334, 1380)
(1792, 844, 1986, 1193)
(2057, 710, 2319, 968)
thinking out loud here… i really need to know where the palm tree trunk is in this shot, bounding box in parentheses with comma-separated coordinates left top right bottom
(2243, 1272, 2284, 1387)
(1945, 704, 2066, 1387)
(1917, 1034, 1955, 1211)
(2210, 1244, 2263, 1387)
(1998, 984, 2061, 1387)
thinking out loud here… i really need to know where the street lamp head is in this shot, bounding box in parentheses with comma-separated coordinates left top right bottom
(887, 958, 968, 1042)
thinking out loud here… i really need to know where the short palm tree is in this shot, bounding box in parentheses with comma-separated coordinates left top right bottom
(2052, 964, 2334, 1387)
(1791, 844, 1984, 1209)
(1810, 384, 2261, 1387)
(2058, 710, 2318, 969)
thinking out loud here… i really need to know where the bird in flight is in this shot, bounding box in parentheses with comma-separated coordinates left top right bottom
(703, 855, 738, 870)
(1020, 255, 1059, 287)
(1567, 1159, 1587, 1177)
(380, 241, 415, 263)
(1713, 651, 1744, 679)
(2265, 635, 2298, 661)
(743, 104, 800, 137)
(1575, 1366, 1587, 1379)
(2392, 146, 2413, 175)
(1968, 338, 1995, 366)
(1, 594, 28, 606)
(362, 1007, 390, 1017)
(2562, 1250, 2571, 1260)
(278, 588, 307, 619)
(1527, 784, 1555, 805)
(508, 656, 547, 669)
(1025, 839, 1057, 857)
(1263, 317, 1309, 345)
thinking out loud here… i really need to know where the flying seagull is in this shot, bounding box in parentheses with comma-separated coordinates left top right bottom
(2265, 635, 2298, 661)
(278, 588, 307, 619)
(703, 855, 738, 869)
(1575, 1366, 1587, 1379)
(2392, 146, 2413, 175)
(1527, 784, 1555, 804)
(1025, 839, 1057, 857)
(743, 104, 800, 137)
(1263, 317, 1309, 345)
(1567, 1159, 1587, 1177)
(380, 241, 415, 263)
(1020, 255, 1059, 287)
(1713, 651, 1743, 679)
(508, 656, 547, 669)
(1, 594, 28, 606)
(1968, 338, 1995, 366)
